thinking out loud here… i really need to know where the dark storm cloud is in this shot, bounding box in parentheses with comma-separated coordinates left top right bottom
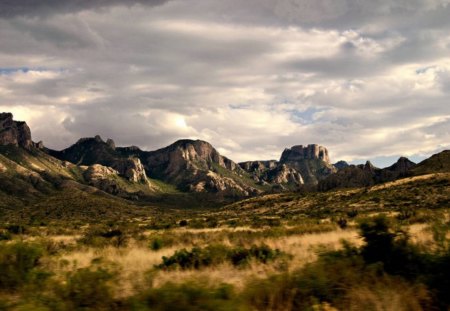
(0, 0, 170, 18)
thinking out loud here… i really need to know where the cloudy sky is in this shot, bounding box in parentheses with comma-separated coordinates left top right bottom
(1, 0, 449, 167)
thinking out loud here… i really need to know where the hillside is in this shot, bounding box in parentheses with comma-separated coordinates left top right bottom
(222, 172, 450, 219)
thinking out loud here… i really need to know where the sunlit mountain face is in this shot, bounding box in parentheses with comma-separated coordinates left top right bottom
(1, 0, 449, 168)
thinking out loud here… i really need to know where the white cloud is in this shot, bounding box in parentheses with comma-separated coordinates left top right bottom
(0, 0, 449, 168)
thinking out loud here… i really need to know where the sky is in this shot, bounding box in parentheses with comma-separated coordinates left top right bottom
(0, 0, 449, 168)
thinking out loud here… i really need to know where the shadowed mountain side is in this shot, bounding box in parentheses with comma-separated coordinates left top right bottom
(317, 153, 450, 191)
(410, 150, 450, 175)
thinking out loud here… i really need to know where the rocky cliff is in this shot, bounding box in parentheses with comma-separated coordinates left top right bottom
(49, 136, 149, 185)
(0, 113, 33, 149)
(280, 144, 330, 163)
(239, 160, 304, 189)
(279, 144, 336, 184)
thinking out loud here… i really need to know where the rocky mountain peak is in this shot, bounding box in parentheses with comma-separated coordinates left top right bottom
(334, 160, 349, 170)
(364, 161, 376, 172)
(0, 112, 33, 149)
(389, 157, 415, 172)
(149, 139, 240, 173)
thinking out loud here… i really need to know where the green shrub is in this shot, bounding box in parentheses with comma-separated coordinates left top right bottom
(56, 267, 117, 310)
(149, 234, 176, 251)
(129, 281, 237, 311)
(0, 242, 43, 290)
(0, 230, 11, 241)
(6, 224, 28, 235)
(336, 217, 348, 229)
(158, 244, 284, 270)
(78, 225, 129, 247)
(179, 219, 188, 227)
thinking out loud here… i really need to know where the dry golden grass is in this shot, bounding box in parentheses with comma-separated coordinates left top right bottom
(41, 221, 438, 299)
(370, 173, 449, 192)
(48, 228, 363, 296)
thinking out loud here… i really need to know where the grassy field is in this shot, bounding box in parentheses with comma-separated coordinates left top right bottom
(0, 173, 449, 310)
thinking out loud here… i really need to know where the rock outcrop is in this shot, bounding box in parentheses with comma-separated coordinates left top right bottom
(112, 158, 148, 184)
(279, 144, 336, 184)
(239, 160, 304, 188)
(239, 160, 278, 174)
(49, 135, 149, 185)
(82, 164, 121, 194)
(280, 144, 330, 163)
(190, 171, 260, 197)
(0, 113, 33, 149)
(267, 164, 304, 185)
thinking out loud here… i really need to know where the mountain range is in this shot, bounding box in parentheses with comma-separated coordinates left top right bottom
(0, 112, 449, 209)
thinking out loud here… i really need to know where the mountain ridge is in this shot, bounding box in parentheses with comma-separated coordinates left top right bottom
(1, 112, 449, 204)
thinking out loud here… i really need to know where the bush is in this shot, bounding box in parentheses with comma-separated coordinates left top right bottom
(241, 241, 433, 311)
(130, 281, 237, 311)
(56, 267, 117, 310)
(336, 217, 348, 229)
(0, 230, 11, 241)
(158, 244, 284, 270)
(359, 215, 425, 277)
(149, 234, 176, 251)
(179, 219, 188, 227)
(6, 224, 28, 235)
(79, 225, 129, 247)
(0, 242, 43, 290)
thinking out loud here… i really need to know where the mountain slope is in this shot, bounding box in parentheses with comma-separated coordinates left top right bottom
(318, 157, 417, 191)
(410, 150, 450, 175)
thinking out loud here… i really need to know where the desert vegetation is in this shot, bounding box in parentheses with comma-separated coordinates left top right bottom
(0, 175, 449, 311)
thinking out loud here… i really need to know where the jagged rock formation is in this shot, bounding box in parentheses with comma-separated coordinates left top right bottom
(0, 113, 33, 149)
(82, 164, 121, 194)
(49, 136, 149, 185)
(279, 144, 336, 184)
(239, 160, 304, 189)
(190, 171, 257, 197)
(267, 164, 304, 185)
(50, 138, 262, 197)
(239, 160, 278, 177)
(318, 157, 417, 191)
(137, 140, 261, 196)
